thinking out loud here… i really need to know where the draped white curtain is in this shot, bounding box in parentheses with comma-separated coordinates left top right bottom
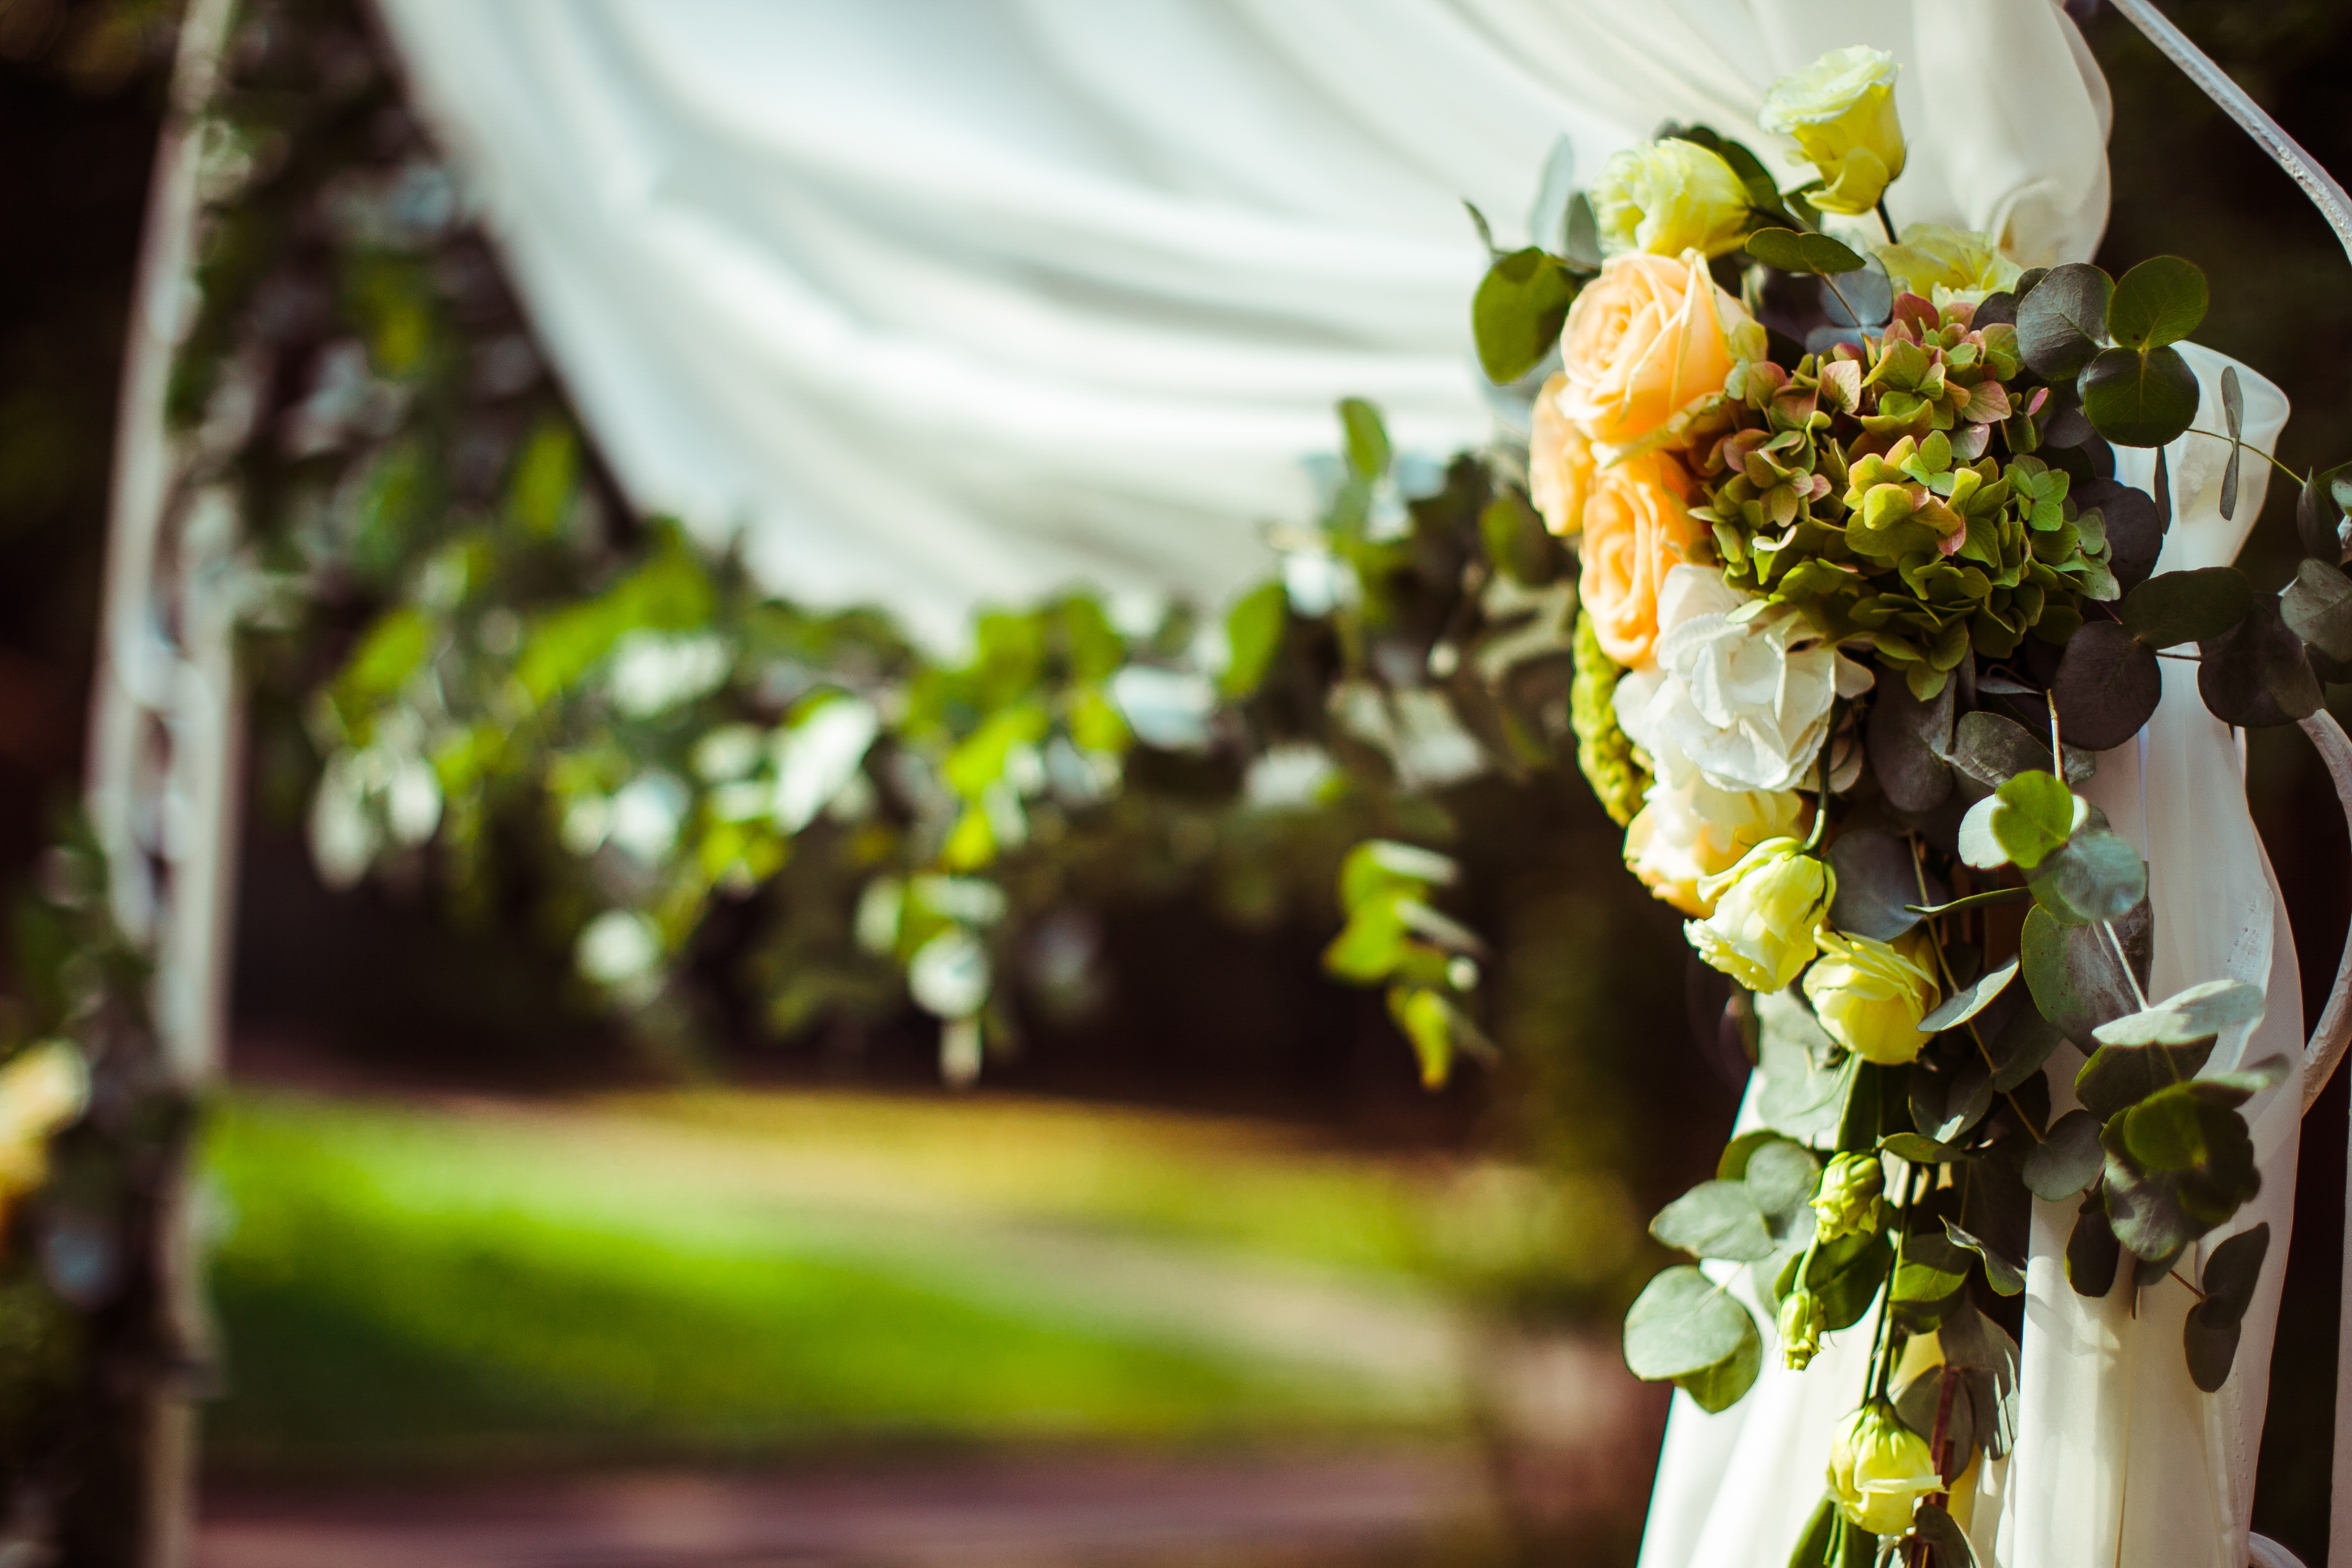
(372, 0, 2109, 648)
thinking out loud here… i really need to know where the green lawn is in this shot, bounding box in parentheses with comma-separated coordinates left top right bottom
(201, 1089, 1517, 1475)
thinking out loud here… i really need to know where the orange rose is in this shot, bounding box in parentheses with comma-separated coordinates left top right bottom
(1579, 450, 1708, 667)
(1558, 251, 1748, 447)
(1528, 374, 1594, 536)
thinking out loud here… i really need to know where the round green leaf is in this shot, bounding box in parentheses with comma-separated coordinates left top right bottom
(1745, 227, 1865, 276)
(2021, 1109, 2106, 1202)
(2016, 262, 2113, 380)
(2021, 900, 2150, 1045)
(2051, 620, 2161, 751)
(1864, 672, 1955, 811)
(1623, 1264, 1759, 1385)
(1649, 1179, 1775, 1262)
(2080, 344, 2201, 448)
(1990, 770, 2077, 871)
(2199, 592, 2324, 727)
(1827, 828, 1939, 941)
(2121, 567, 2251, 649)
(2028, 829, 2147, 925)
(1472, 248, 1577, 383)
(2106, 255, 2209, 350)
(2092, 978, 2265, 1048)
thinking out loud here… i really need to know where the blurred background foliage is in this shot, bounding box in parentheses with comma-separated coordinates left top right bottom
(1, 0, 2350, 1564)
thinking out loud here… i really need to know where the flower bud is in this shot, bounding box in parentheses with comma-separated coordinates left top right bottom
(1812, 1152, 1886, 1244)
(1778, 1289, 1826, 1371)
(1758, 46, 1907, 217)
(1803, 930, 1941, 1065)
(1686, 838, 1833, 994)
(1592, 138, 1753, 260)
(1826, 1398, 1941, 1536)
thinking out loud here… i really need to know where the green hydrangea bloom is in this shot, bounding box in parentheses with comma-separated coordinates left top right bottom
(1571, 609, 1649, 827)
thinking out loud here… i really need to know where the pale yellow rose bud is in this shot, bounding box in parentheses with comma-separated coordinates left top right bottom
(1686, 837, 1832, 994)
(1827, 1398, 1941, 1537)
(1874, 223, 2022, 305)
(1758, 46, 1907, 217)
(1778, 1288, 1826, 1371)
(1803, 930, 1941, 1065)
(1592, 138, 1752, 260)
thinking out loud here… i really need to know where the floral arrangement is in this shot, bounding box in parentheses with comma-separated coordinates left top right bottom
(1472, 43, 2352, 1561)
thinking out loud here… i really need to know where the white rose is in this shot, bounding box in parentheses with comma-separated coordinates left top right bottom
(1623, 774, 1809, 918)
(1617, 565, 1874, 794)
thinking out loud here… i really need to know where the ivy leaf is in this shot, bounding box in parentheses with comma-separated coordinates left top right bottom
(2281, 557, 2352, 663)
(1472, 248, 1578, 383)
(1828, 829, 1939, 942)
(2120, 567, 2252, 649)
(2184, 1222, 2271, 1394)
(2021, 1108, 2106, 1201)
(2106, 255, 2208, 350)
(2079, 343, 2201, 448)
(1650, 1180, 1775, 1262)
(2199, 592, 2323, 726)
(1989, 770, 2077, 871)
(2051, 620, 2162, 751)
(1622, 1264, 1762, 1412)
(2016, 262, 2112, 380)
(2027, 829, 2148, 925)
(1745, 227, 1866, 276)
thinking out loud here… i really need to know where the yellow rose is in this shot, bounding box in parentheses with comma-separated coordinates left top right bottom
(1758, 46, 1907, 217)
(0, 1040, 88, 1235)
(1804, 929, 1942, 1064)
(1578, 450, 1708, 668)
(1592, 138, 1752, 260)
(1827, 1399, 1941, 1537)
(1874, 223, 2022, 305)
(1686, 837, 1832, 993)
(1557, 251, 1750, 448)
(1623, 776, 1808, 917)
(1528, 375, 1593, 536)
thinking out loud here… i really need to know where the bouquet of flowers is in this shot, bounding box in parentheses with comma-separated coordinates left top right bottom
(1471, 44, 2352, 1561)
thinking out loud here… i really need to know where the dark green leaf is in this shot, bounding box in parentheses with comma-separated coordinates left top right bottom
(1778, 1228, 1895, 1332)
(2106, 255, 2208, 350)
(2078, 478, 2167, 592)
(1828, 829, 1937, 942)
(1945, 1218, 2025, 1296)
(2184, 1296, 2244, 1393)
(1912, 1053, 1994, 1144)
(1651, 1180, 1775, 1262)
(1819, 261, 1893, 328)
(2221, 444, 2242, 524)
(1882, 1131, 1970, 1163)
(1623, 1265, 1762, 1411)
(2021, 1109, 2105, 1200)
(2021, 900, 2151, 1045)
(2016, 262, 2112, 380)
(2067, 1200, 2120, 1297)
(2199, 1222, 2271, 1324)
(2199, 592, 2323, 726)
(1745, 226, 1866, 276)
(2052, 620, 2162, 751)
(1786, 1495, 1838, 1568)
(1944, 710, 2061, 789)
(1913, 1502, 1980, 1568)
(2101, 1082, 2266, 1259)
(2222, 363, 2244, 440)
(1990, 1001, 2065, 1092)
(1866, 671, 1956, 811)
(2282, 557, 2352, 662)
(1472, 248, 1578, 383)
(1562, 191, 1603, 272)
(1338, 397, 1391, 481)
(2075, 1038, 2217, 1121)
(2080, 343, 2201, 448)
(2121, 567, 2252, 649)
(1920, 959, 2018, 1034)
(1939, 1303, 2023, 1458)
(2028, 829, 2148, 925)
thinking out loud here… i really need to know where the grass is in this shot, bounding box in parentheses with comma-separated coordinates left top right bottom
(200, 1088, 1493, 1475)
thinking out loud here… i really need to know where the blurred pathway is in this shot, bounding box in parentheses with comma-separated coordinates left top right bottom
(197, 1448, 1497, 1568)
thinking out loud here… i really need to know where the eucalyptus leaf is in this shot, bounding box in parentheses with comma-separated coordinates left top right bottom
(1945, 710, 2059, 789)
(1562, 191, 1603, 272)
(2221, 444, 2242, 523)
(2027, 829, 2148, 925)
(2106, 255, 2208, 350)
(1623, 1265, 1763, 1412)
(2092, 978, 2265, 1048)
(1882, 1131, 1970, 1163)
(1756, 990, 1848, 1143)
(1956, 795, 2007, 871)
(2016, 262, 2112, 380)
(2184, 1295, 2246, 1395)
(2199, 591, 2324, 726)
(1944, 1218, 2025, 1297)
(2199, 1222, 2271, 1325)
(1918, 1054, 1994, 1144)
(2080, 343, 2201, 449)
(2281, 557, 2352, 662)
(2051, 620, 2162, 751)
(1937, 1304, 2023, 1458)
(1990, 771, 2077, 871)
(1778, 1228, 1893, 1332)
(2296, 464, 2352, 565)
(1746, 227, 1866, 276)
(2067, 1200, 2120, 1297)
(2075, 1037, 2217, 1121)
(2120, 567, 2252, 649)
(1819, 261, 1893, 328)
(1472, 248, 1578, 383)
(1893, 1368, 1977, 1479)
(1744, 1139, 1823, 1238)
(1990, 1001, 2065, 1092)
(2021, 901, 2151, 1045)
(2021, 1108, 2105, 1201)
(1651, 1181, 1775, 1262)
(2102, 1083, 2264, 1261)
(1828, 829, 1939, 941)
(1914, 1503, 1980, 1568)
(1866, 673, 1956, 812)
(1920, 959, 2018, 1035)
(2076, 478, 2167, 593)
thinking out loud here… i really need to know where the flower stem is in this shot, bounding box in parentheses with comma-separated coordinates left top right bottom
(1876, 199, 1899, 247)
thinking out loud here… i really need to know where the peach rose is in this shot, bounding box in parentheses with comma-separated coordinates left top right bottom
(1579, 450, 1708, 667)
(1558, 251, 1749, 447)
(1528, 375, 1594, 536)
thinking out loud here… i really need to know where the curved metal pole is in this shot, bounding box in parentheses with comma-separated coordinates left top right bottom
(2297, 711, 2352, 1112)
(2108, 0, 2352, 268)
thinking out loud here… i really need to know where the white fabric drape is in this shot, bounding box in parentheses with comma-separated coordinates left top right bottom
(372, 0, 2110, 648)
(1636, 349, 2301, 1568)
